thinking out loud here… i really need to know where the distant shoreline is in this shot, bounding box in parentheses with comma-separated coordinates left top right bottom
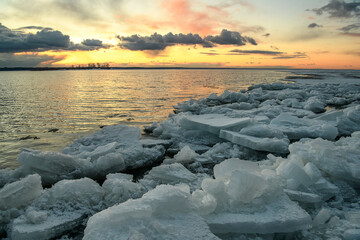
(0, 67, 291, 71)
(0, 67, 359, 72)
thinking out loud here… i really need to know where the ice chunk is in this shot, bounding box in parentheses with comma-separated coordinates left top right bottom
(0, 174, 42, 210)
(201, 178, 228, 212)
(62, 125, 141, 156)
(276, 160, 313, 187)
(173, 145, 198, 164)
(84, 185, 220, 240)
(270, 113, 338, 140)
(139, 138, 172, 148)
(304, 96, 326, 113)
(289, 137, 360, 183)
(11, 212, 84, 240)
(239, 124, 286, 139)
(102, 175, 144, 206)
(303, 162, 322, 182)
(220, 130, 289, 154)
(313, 208, 331, 226)
(190, 189, 217, 216)
(343, 229, 360, 240)
(227, 170, 267, 204)
(145, 163, 197, 184)
(17, 149, 89, 185)
(105, 172, 133, 181)
(205, 195, 311, 234)
(213, 158, 260, 180)
(180, 114, 253, 135)
(88, 142, 117, 160)
(38, 178, 103, 208)
(284, 189, 322, 203)
(25, 208, 48, 224)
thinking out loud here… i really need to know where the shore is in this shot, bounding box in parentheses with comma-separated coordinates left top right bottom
(1, 81, 360, 239)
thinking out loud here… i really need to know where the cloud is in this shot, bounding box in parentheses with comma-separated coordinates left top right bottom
(0, 23, 109, 53)
(312, 0, 360, 18)
(117, 29, 257, 51)
(339, 23, 360, 31)
(204, 29, 257, 46)
(308, 23, 323, 28)
(273, 52, 308, 59)
(338, 23, 360, 37)
(16, 26, 53, 31)
(263, 33, 271, 37)
(0, 53, 66, 67)
(229, 49, 283, 55)
(200, 52, 220, 56)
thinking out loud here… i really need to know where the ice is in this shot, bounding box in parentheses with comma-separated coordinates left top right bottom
(289, 136, 360, 183)
(84, 185, 220, 240)
(313, 208, 332, 226)
(102, 173, 144, 206)
(270, 113, 338, 140)
(10, 178, 104, 240)
(304, 96, 326, 113)
(276, 160, 313, 187)
(239, 124, 286, 139)
(190, 189, 217, 216)
(227, 170, 267, 204)
(143, 163, 197, 185)
(213, 158, 260, 180)
(220, 130, 289, 154)
(179, 114, 253, 135)
(303, 162, 322, 182)
(205, 195, 311, 234)
(284, 189, 322, 203)
(343, 229, 360, 240)
(173, 145, 198, 164)
(17, 149, 90, 185)
(0, 174, 42, 211)
(11, 212, 84, 240)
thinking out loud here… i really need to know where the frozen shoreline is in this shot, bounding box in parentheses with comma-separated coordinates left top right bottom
(1, 81, 360, 239)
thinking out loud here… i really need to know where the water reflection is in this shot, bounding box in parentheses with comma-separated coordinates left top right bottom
(0, 69, 289, 168)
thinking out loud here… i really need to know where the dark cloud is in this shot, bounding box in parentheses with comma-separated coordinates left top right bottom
(200, 52, 220, 56)
(16, 26, 53, 31)
(117, 29, 257, 51)
(229, 49, 283, 55)
(308, 23, 323, 28)
(339, 23, 360, 31)
(263, 33, 271, 37)
(81, 39, 103, 47)
(313, 0, 360, 18)
(338, 23, 360, 37)
(273, 52, 308, 59)
(204, 29, 257, 46)
(0, 23, 108, 53)
(271, 45, 279, 50)
(0, 53, 66, 67)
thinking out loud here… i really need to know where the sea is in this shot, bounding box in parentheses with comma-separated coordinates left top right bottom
(0, 68, 359, 169)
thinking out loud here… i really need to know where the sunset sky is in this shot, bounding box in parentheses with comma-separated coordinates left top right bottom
(0, 0, 359, 69)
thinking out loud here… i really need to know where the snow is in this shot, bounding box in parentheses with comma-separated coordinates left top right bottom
(3, 81, 360, 239)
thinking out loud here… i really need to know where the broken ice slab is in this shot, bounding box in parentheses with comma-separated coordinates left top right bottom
(11, 212, 85, 240)
(179, 114, 253, 135)
(220, 130, 289, 154)
(145, 163, 197, 184)
(284, 189, 322, 204)
(139, 138, 172, 148)
(84, 185, 220, 240)
(205, 195, 312, 234)
(0, 174, 42, 210)
(270, 113, 338, 140)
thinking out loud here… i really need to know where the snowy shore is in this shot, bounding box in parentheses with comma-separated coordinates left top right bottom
(1, 81, 360, 239)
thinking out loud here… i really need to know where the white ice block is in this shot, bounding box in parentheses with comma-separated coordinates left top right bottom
(205, 195, 311, 234)
(220, 130, 289, 154)
(180, 114, 253, 135)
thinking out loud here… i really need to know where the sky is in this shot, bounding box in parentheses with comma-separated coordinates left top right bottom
(0, 0, 359, 69)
